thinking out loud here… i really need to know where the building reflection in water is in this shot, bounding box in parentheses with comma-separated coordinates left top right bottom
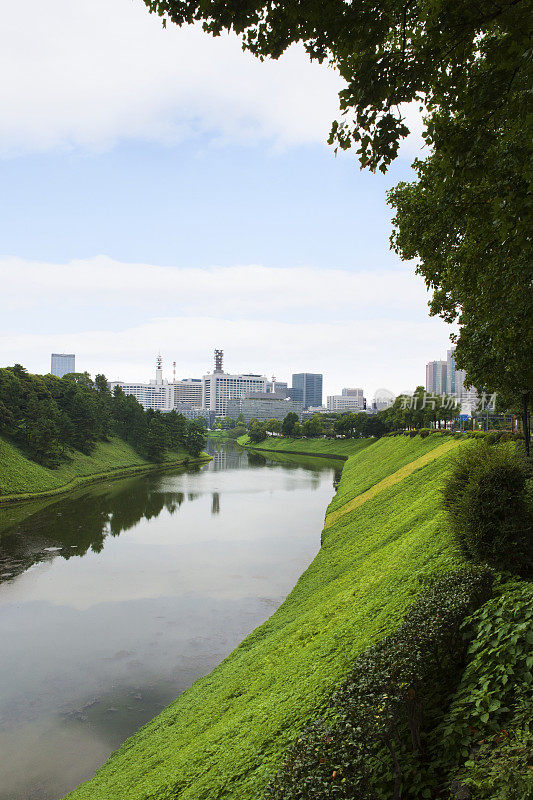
(211, 492, 220, 515)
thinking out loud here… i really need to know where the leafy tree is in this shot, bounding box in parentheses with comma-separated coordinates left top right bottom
(185, 419, 207, 456)
(249, 420, 268, 443)
(302, 415, 323, 438)
(266, 418, 282, 435)
(281, 412, 299, 437)
(145, 415, 168, 462)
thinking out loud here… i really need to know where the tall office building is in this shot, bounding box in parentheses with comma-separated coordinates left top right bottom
(291, 373, 323, 409)
(425, 360, 448, 395)
(51, 353, 75, 377)
(202, 350, 268, 416)
(446, 349, 457, 396)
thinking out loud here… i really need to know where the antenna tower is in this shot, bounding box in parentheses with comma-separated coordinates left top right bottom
(214, 349, 224, 373)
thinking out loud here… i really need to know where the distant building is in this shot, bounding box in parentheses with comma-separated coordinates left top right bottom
(426, 360, 448, 395)
(202, 349, 267, 416)
(446, 349, 457, 396)
(172, 379, 203, 407)
(291, 373, 323, 409)
(227, 393, 303, 423)
(266, 379, 289, 398)
(327, 393, 366, 412)
(372, 388, 395, 412)
(109, 356, 204, 413)
(51, 353, 75, 378)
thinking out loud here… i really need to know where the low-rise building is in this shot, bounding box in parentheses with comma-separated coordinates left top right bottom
(227, 393, 303, 423)
(327, 393, 366, 412)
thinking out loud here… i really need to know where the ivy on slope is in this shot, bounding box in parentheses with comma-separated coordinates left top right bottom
(64, 438, 467, 800)
(265, 578, 533, 800)
(265, 567, 495, 800)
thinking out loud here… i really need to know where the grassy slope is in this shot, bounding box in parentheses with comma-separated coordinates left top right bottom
(65, 435, 467, 800)
(0, 436, 192, 499)
(237, 434, 373, 458)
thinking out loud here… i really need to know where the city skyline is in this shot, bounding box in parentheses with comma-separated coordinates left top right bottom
(1, 0, 455, 405)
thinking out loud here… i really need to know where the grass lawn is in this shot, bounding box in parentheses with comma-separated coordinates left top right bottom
(64, 435, 468, 800)
(0, 436, 194, 500)
(237, 434, 373, 458)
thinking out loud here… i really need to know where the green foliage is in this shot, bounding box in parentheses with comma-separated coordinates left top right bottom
(64, 437, 467, 800)
(439, 584, 533, 798)
(265, 567, 494, 800)
(0, 364, 206, 470)
(442, 443, 533, 576)
(282, 412, 299, 437)
(249, 420, 269, 443)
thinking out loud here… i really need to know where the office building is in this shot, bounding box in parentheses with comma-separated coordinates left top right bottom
(426, 360, 448, 395)
(227, 393, 303, 423)
(291, 373, 323, 409)
(202, 350, 268, 416)
(266, 379, 289, 398)
(109, 356, 174, 411)
(173, 379, 203, 407)
(109, 356, 204, 413)
(327, 393, 365, 412)
(51, 353, 75, 378)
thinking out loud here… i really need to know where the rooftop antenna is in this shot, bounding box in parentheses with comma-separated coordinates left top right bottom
(214, 349, 224, 373)
(173, 361, 176, 382)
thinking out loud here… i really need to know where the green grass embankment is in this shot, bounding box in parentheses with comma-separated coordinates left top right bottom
(237, 434, 373, 459)
(0, 436, 209, 503)
(65, 434, 468, 800)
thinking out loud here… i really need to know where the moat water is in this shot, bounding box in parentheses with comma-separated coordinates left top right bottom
(0, 441, 340, 800)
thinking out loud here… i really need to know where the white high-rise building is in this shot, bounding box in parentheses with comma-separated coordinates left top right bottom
(202, 350, 267, 416)
(446, 348, 479, 412)
(109, 356, 203, 412)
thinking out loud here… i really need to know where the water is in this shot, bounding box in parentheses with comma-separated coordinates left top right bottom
(0, 442, 340, 800)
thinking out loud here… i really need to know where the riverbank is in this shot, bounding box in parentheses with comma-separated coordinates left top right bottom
(0, 436, 211, 504)
(236, 434, 374, 459)
(64, 434, 472, 800)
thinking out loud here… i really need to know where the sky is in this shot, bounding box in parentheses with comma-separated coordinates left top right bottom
(1, 0, 454, 401)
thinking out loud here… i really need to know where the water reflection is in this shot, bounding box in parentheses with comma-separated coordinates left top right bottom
(0, 441, 340, 800)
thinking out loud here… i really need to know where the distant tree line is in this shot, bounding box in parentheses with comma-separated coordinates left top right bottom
(0, 364, 206, 467)
(247, 387, 465, 443)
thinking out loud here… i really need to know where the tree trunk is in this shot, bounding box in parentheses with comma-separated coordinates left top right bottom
(522, 392, 530, 458)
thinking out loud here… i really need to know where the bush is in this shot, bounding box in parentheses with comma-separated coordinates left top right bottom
(409, 429, 418, 437)
(440, 583, 533, 799)
(419, 428, 431, 438)
(442, 442, 533, 576)
(265, 567, 494, 800)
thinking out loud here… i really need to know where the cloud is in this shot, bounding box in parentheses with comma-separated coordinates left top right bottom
(2, 255, 429, 320)
(1, 0, 424, 158)
(1, 257, 453, 397)
(1, 0, 341, 155)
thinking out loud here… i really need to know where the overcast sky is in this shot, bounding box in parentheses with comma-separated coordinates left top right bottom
(1, 0, 453, 400)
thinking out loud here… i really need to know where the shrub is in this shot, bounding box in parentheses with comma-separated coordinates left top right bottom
(439, 583, 533, 799)
(265, 567, 493, 800)
(499, 432, 512, 443)
(409, 429, 418, 437)
(419, 428, 430, 438)
(442, 442, 533, 576)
